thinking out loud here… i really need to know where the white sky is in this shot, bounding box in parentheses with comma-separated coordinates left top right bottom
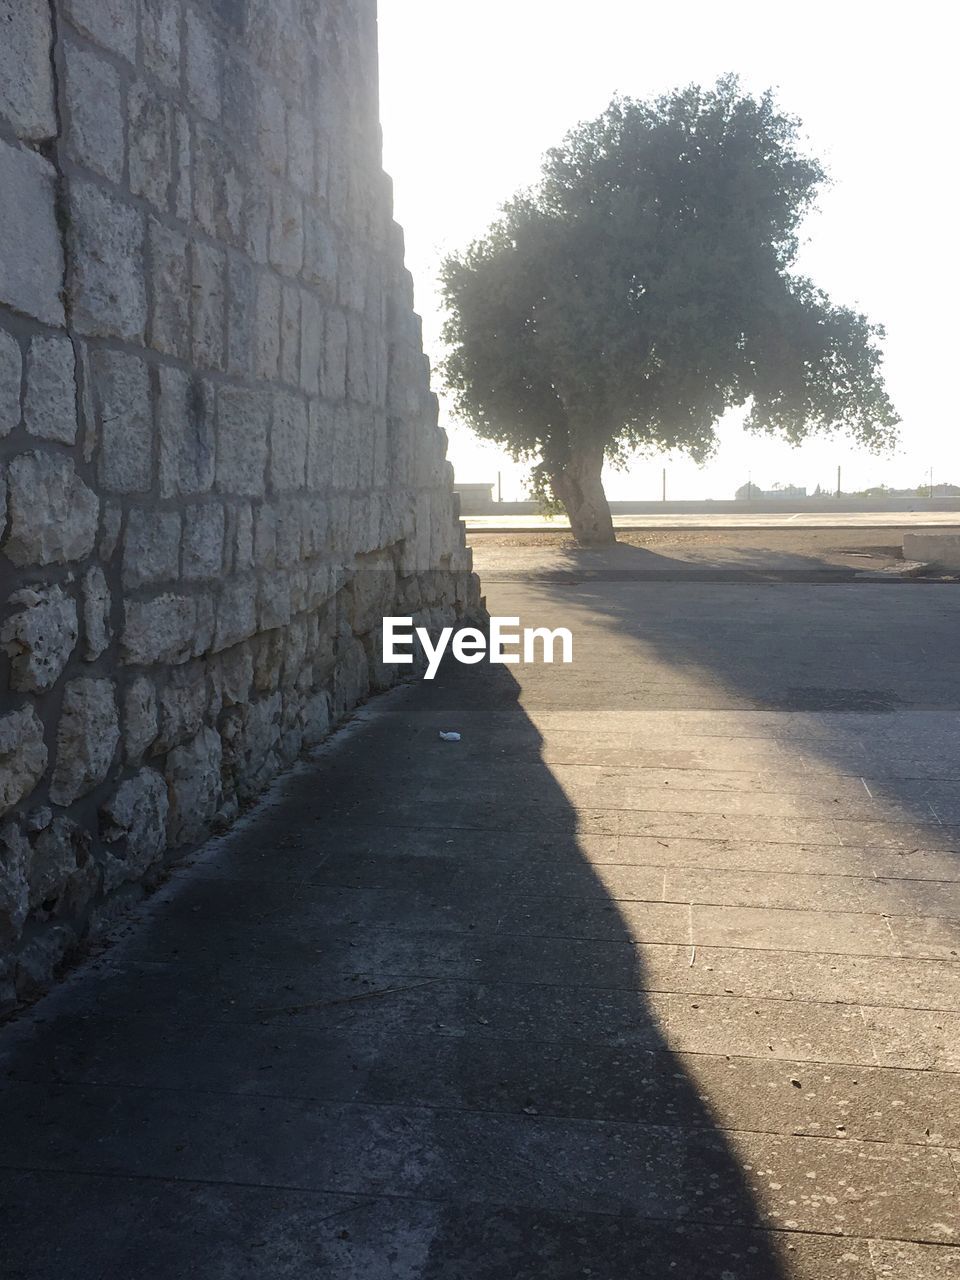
(378, 0, 958, 501)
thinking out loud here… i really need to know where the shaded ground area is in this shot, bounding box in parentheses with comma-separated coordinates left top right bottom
(1, 539, 959, 1277)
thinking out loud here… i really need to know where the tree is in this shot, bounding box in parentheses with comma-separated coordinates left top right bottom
(440, 77, 899, 546)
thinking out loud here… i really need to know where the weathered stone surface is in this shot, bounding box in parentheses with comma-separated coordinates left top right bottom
(254, 271, 281, 378)
(182, 503, 224, 580)
(50, 678, 119, 807)
(158, 367, 215, 498)
(0, 706, 47, 817)
(0, 141, 64, 325)
(191, 241, 226, 370)
(3, 452, 98, 566)
(27, 816, 94, 913)
(80, 565, 110, 661)
(93, 349, 152, 493)
(166, 727, 222, 845)
(1, 584, 78, 693)
(140, 0, 181, 89)
(100, 769, 168, 886)
(63, 38, 123, 182)
(123, 676, 157, 763)
(0, 328, 22, 438)
(0, 0, 474, 989)
(23, 334, 77, 444)
(68, 180, 146, 340)
(122, 595, 201, 667)
(184, 8, 222, 122)
(216, 385, 269, 497)
(62, 0, 136, 62)
(270, 391, 308, 492)
(157, 671, 207, 764)
(0, 822, 29, 944)
(122, 508, 181, 591)
(0, 0, 56, 141)
(128, 84, 171, 210)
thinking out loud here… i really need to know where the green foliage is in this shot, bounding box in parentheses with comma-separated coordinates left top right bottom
(440, 76, 899, 491)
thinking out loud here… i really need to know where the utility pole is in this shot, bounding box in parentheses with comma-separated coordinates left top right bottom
(497, 471, 502, 503)
(836, 465, 841, 499)
(662, 467, 666, 502)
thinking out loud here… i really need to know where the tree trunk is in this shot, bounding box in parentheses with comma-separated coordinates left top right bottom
(550, 443, 616, 547)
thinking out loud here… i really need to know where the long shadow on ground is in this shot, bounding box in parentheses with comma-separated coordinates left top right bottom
(0, 657, 796, 1277)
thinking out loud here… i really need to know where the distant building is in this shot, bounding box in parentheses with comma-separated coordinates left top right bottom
(735, 482, 807, 500)
(453, 482, 495, 514)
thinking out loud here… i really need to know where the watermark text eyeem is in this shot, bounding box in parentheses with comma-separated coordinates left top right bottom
(383, 617, 574, 680)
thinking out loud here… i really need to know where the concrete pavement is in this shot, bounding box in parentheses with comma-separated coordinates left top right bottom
(0, 542, 959, 1277)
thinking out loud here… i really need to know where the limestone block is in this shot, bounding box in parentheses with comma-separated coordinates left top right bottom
(122, 508, 181, 591)
(68, 180, 146, 340)
(191, 240, 226, 370)
(50, 677, 119, 806)
(226, 253, 256, 376)
(287, 110, 315, 194)
(99, 768, 168, 887)
(123, 675, 157, 762)
(338, 242, 367, 313)
(258, 572, 291, 631)
(213, 577, 257, 652)
(1, 584, 78, 692)
(322, 309, 348, 400)
(173, 110, 192, 223)
(27, 815, 94, 912)
(0, 0, 56, 141)
(0, 822, 30, 944)
(301, 690, 331, 747)
(270, 391, 308, 492)
(280, 282, 300, 384)
(221, 692, 280, 802)
(217, 644, 253, 706)
(92, 347, 152, 494)
(255, 78, 286, 176)
(0, 706, 47, 816)
(0, 140, 64, 326)
(254, 271, 281, 378)
(253, 503, 277, 569)
(140, 0, 181, 89)
(165, 726, 222, 845)
(306, 400, 334, 491)
(128, 83, 172, 211)
(303, 219, 338, 301)
(81, 565, 111, 661)
(157, 662, 208, 753)
(158, 366, 215, 498)
(122, 594, 199, 666)
(216, 385, 269, 497)
(23, 334, 77, 444)
(63, 38, 123, 182)
(184, 8, 222, 122)
(0, 328, 22, 438)
(4, 451, 98, 565)
(299, 290, 322, 396)
(62, 0, 137, 61)
(243, 171, 270, 264)
(269, 187, 304, 277)
(148, 219, 190, 359)
(182, 503, 225, 580)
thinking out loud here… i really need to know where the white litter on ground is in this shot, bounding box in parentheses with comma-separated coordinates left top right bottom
(438, 731, 461, 742)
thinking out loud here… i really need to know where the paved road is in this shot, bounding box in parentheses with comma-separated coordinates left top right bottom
(1, 547, 959, 1277)
(466, 512, 960, 531)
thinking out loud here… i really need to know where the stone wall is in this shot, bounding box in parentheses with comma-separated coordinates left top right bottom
(0, 0, 479, 1006)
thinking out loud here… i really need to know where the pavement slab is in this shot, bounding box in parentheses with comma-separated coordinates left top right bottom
(2, 541, 960, 1276)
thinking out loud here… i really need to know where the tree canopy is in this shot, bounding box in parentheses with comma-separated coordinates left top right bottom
(440, 76, 899, 545)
